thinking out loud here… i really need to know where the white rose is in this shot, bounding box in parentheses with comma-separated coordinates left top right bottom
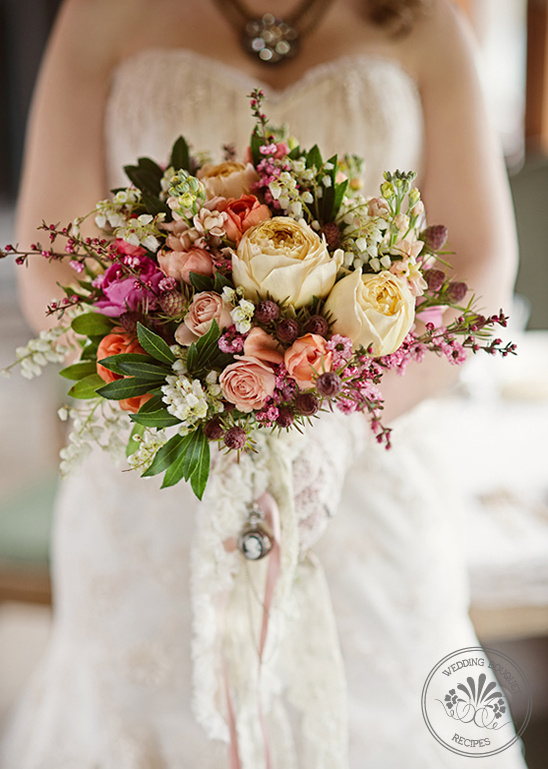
(232, 216, 343, 308)
(324, 269, 415, 355)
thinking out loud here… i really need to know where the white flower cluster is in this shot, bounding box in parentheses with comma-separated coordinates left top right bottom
(127, 427, 169, 472)
(57, 401, 127, 476)
(114, 213, 164, 253)
(221, 286, 255, 333)
(161, 375, 210, 426)
(339, 196, 389, 272)
(7, 327, 69, 380)
(95, 188, 141, 230)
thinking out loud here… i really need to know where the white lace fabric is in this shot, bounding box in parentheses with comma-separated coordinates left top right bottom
(0, 49, 528, 769)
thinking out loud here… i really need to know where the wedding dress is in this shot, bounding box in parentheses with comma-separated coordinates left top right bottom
(0, 50, 528, 769)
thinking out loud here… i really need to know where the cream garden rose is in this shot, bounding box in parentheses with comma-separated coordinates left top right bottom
(324, 269, 415, 356)
(232, 216, 343, 308)
(197, 162, 259, 199)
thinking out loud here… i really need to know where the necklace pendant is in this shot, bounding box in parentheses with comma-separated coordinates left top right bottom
(238, 503, 273, 560)
(242, 13, 299, 64)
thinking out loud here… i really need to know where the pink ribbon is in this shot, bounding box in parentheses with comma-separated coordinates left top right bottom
(222, 491, 282, 769)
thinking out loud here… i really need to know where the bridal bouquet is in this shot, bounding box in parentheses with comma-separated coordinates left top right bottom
(2, 90, 514, 499)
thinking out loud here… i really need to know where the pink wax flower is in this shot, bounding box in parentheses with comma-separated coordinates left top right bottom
(93, 255, 164, 317)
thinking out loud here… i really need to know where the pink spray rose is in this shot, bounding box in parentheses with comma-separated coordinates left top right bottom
(284, 333, 333, 390)
(175, 291, 233, 345)
(243, 327, 284, 365)
(157, 246, 214, 285)
(93, 254, 164, 317)
(219, 356, 276, 412)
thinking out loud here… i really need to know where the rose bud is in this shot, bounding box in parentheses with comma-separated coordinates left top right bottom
(203, 417, 224, 441)
(294, 393, 320, 416)
(254, 299, 280, 323)
(276, 406, 295, 428)
(223, 426, 248, 450)
(316, 371, 343, 397)
(304, 315, 329, 336)
(446, 280, 468, 303)
(422, 224, 448, 251)
(276, 318, 300, 344)
(320, 221, 341, 250)
(423, 268, 445, 292)
(159, 290, 185, 317)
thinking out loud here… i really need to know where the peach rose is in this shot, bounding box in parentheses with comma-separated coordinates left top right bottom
(157, 246, 214, 285)
(219, 356, 276, 412)
(175, 291, 233, 345)
(197, 162, 259, 199)
(243, 327, 284, 365)
(324, 269, 415, 355)
(96, 330, 153, 413)
(284, 333, 333, 390)
(222, 195, 271, 244)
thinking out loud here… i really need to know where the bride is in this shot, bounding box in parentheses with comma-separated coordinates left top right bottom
(1, 0, 526, 767)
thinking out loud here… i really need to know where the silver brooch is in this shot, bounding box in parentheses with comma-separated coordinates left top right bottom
(238, 502, 273, 560)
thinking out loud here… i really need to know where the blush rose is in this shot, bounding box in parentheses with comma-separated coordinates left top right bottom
(175, 291, 233, 345)
(219, 356, 276, 412)
(157, 246, 214, 285)
(284, 333, 333, 390)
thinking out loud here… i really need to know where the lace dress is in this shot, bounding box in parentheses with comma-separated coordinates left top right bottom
(0, 50, 528, 769)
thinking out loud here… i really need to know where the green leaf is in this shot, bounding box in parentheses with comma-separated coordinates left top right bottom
(59, 360, 97, 381)
(97, 352, 157, 376)
(96, 378, 158, 400)
(142, 433, 187, 477)
(130, 410, 181, 428)
(213, 271, 233, 293)
(137, 394, 164, 413)
(170, 136, 191, 171)
(189, 437, 210, 500)
(189, 272, 214, 292)
(71, 312, 114, 337)
(67, 373, 104, 399)
(126, 422, 145, 458)
(140, 191, 170, 218)
(114, 359, 169, 380)
(250, 127, 263, 166)
(160, 433, 195, 488)
(136, 323, 176, 365)
(332, 179, 348, 219)
(186, 320, 221, 376)
(307, 144, 323, 170)
(124, 157, 163, 195)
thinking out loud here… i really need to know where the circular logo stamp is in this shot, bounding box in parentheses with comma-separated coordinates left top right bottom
(421, 646, 532, 757)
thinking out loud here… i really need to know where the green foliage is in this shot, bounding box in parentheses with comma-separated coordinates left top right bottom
(186, 320, 233, 378)
(126, 422, 145, 458)
(189, 272, 214, 292)
(136, 323, 176, 365)
(71, 312, 114, 337)
(67, 373, 104, 399)
(96, 378, 159, 400)
(124, 157, 163, 196)
(59, 360, 97, 381)
(129, 410, 181, 428)
(170, 136, 191, 172)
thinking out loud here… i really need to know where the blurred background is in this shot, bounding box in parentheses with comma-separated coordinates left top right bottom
(1, 0, 548, 766)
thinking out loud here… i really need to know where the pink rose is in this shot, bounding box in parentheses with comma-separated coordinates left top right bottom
(222, 195, 271, 244)
(93, 255, 164, 317)
(219, 356, 276, 412)
(175, 291, 233, 345)
(284, 333, 333, 390)
(157, 247, 214, 285)
(243, 327, 284, 365)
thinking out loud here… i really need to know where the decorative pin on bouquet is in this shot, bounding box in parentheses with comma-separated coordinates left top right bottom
(1, 90, 515, 499)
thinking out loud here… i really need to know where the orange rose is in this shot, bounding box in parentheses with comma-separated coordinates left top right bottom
(96, 330, 152, 413)
(284, 333, 333, 390)
(219, 356, 276, 412)
(222, 195, 271, 244)
(157, 246, 214, 285)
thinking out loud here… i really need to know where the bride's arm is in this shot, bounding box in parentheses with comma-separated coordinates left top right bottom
(379, 0, 518, 422)
(15, 0, 136, 332)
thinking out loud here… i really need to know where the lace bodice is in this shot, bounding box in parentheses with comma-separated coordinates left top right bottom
(105, 49, 424, 195)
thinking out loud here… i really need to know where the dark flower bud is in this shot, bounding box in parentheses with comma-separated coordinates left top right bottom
(119, 311, 144, 336)
(294, 393, 320, 416)
(224, 426, 247, 450)
(316, 371, 343, 397)
(304, 315, 329, 336)
(423, 268, 445, 292)
(422, 224, 448, 251)
(276, 406, 294, 428)
(254, 299, 280, 323)
(446, 281, 468, 304)
(203, 417, 224, 441)
(320, 221, 341, 250)
(276, 318, 300, 344)
(159, 290, 185, 317)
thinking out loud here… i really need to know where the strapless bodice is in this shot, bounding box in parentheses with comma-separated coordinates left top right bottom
(105, 48, 424, 195)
